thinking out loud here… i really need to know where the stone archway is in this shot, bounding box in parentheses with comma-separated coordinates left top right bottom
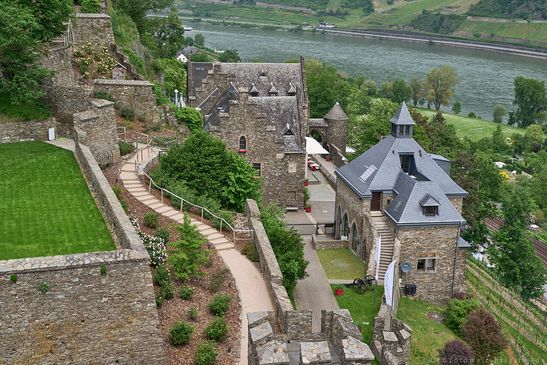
(351, 223, 359, 252)
(310, 129, 324, 144)
(341, 212, 349, 238)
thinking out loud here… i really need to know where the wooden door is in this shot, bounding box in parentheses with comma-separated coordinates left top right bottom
(371, 192, 382, 211)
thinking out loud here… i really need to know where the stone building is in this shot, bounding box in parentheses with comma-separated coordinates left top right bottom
(309, 102, 349, 166)
(188, 60, 309, 209)
(333, 102, 469, 303)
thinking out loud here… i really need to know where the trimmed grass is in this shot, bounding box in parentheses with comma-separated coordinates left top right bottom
(418, 109, 527, 141)
(316, 248, 366, 280)
(457, 20, 547, 44)
(332, 284, 384, 343)
(0, 142, 115, 260)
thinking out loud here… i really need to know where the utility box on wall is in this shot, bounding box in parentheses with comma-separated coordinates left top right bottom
(48, 127, 56, 141)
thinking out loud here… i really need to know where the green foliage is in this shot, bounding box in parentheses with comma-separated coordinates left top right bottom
(208, 268, 229, 293)
(146, 9, 185, 58)
(155, 228, 170, 243)
(179, 286, 194, 300)
(9, 274, 17, 283)
(81, 0, 101, 13)
(153, 264, 171, 286)
(169, 321, 194, 346)
(410, 10, 465, 34)
(38, 281, 49, 294)
(168, 214, 209, 281)
(188, 306, 199, 321)
(409, 77, 426, 107)
(194, 33, 206, 47)
(223, 154, 262, 212)
(0, 92, 52, 121)
(112, 0, 174, 30)
(492, 104, 506, 123)
(462, 308, 507, 365)
(439, 340, 473, 365)
(342, 0, 374, 14)
(155, 295, 164, 307)
(204, 318, 229, 342)
(119, 142, 135, 156)
(509, 76, 546, 128)
(381, 79, 412, 103)
(444, 298, 480, 337)
(143, 212, 159, 229)
(468, 0, 546, 20)
(241, 241, 259, 262)
(100, 264, 107, 276)
(174, 107, 203, 133)
(452, 101, 462, 115)
(157, 58, 186, 96)
(117, 105, 135, 121)
(212, 209, 235, 231)
(93, 90, 114, 101)
(219, 49, 241, 62)
(190, 52, 213, 62)
(209, 294, 231, 317)
(426, 65, 459, 110)
(260, 204, 308, 298)
(194, 341, 218, 365)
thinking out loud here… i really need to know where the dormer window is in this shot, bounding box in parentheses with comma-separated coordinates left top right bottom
(259, 69, 266, 77)
(420, 194, 440, 216)
(249, 83, 259, 97)
(239, 136, 247, 152)
(269, 83, 278, 96)
(423, 206, 438, 216)
(287, 83, 297, 96)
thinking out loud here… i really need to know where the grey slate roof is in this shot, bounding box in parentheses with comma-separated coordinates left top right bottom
(324, 102, 349, 120)
(390, 102, 415, 125)
(309, 118, 328, 128)
(384, 172, 464, 226)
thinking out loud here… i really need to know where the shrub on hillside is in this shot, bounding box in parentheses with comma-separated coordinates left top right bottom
(194, 341, 218, 365)
(204, 318, 229, 342)
(242, 241, 259, 262)
(174, 106, 203, 133)
(168, 214, 209, 281)
(155, 228, 170, 243)
(169, 321, 194, 346)
(179, 286, 194, 300)
(439, 340, 473, 365)
(462, 308, 507, 365)
(119, 141, 135, 156)
(444, 298, 480, 337)
(81, 0, 101, 13)
(143, 212, 159, 229)
(209, 294, 231, 317)
(208, 268, 229, 293)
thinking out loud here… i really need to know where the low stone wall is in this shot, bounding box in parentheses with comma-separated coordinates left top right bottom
(371, 305, 412, 365)
(0, 119, 58, 143)
(93, 79, 161, 125)
(245, 199, 375, 365)
(0, 142, 166, 364)
(72, 14, 115, 50)
(312, 234, 348, 249)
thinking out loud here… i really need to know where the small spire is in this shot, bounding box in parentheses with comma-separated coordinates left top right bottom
(249, 82, 259, 96)
(269, 82, 278, 95)
(288, 82, 297, 95)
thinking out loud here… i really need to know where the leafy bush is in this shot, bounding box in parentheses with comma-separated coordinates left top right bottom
(81, 0, 101, 13)
(119, 142, 135, 156)
(188, 307, 199, 321)
(174, 106, 203, 133)
(194, 341, 218, 365)
(130, 217, 167, 267)
(179, 286, 194, 300)
(209, 294, 231, 317)
(155, 295, 164, 308)
(9, 274, 17, 283)
(204, 318, 229, 342)
(156, 228, 170, 243)
(467, 112, 477, 118)
(168, 214, 209, 281)
(117, 105, 135, 120)
(160, 282, 174, 300)
(410, 10, 465, 34)
(439, 340, 473, 365)
(208, 268, 229, 293)
(170, 321, 194, 346)
(212, 210, 235, 231)
(144, 212, 159, 229)
(242, 241, 259, 262)
(38, 281, 49, 294)
(100, 264, 107, 276)
(462, 309, 507, 365)
(444, 298, 480, 337)
(153, 265, 171, 287)
(93, 90, 114, 101)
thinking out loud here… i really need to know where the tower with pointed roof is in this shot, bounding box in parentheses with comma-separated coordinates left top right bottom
(332, 102, 469, 304)
(308, 101, 349, 166)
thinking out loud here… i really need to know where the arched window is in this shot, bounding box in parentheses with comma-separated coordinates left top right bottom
(239, 136, 247, 152)
(351, 223, 359, 251)
(342, 213, 349, 238)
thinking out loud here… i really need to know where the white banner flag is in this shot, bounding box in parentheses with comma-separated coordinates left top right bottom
(375, 236, 382, 280)
(384, 260, 397, 307)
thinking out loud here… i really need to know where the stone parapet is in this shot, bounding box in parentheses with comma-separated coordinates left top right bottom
(371, 304, 412, 365)
(312, 235, 348, 249)
(0, 118, 58, 143)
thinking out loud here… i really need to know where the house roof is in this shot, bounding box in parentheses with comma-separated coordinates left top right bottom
(390, 102, 415, 125)
(384, 172, 464, 226)
(324, 102, 349, 121)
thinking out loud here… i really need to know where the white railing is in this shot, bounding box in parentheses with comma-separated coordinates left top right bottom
(132, 142, 253, 243)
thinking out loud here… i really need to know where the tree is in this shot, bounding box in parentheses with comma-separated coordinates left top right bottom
(190, 52, 212, 62)
(492, 104, 506, 123)
(444, 298, 480, 337)
(222, 154, 261, 212)
(452, 101, 462, 115)
(158, 58, 186, 97)
(426, 65, 459, 110)
(21, 0, 73, 41)
(168, 214, 209, 281)
(409, 77, 425, 106)
(219, 49, 241, 63)
(491, 125, 510, 154)
(194, 33, 206, 47)
(112, 0, 174, 30)
(462, 309, 507, 365)
(174, 106, 202, 133)
(439, 340, 473, 365)
(81, 0, 101, 13)
(391, 79, 412, 103)
(509, 76, 546, 128)
(148, 9, 185, 58)
(524, 124, 544, 152)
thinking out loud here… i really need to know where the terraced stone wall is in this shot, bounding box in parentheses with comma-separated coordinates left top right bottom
(0, 119, 58, 144)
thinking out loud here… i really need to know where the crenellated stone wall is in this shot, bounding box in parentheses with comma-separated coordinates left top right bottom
(0, 119, 58, 143)
(371, 305, 412, 365)
(0, 142, 165, 364)
(245, 199, 375, 365)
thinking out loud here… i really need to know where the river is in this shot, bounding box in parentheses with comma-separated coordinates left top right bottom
(185, 22, 547, 120)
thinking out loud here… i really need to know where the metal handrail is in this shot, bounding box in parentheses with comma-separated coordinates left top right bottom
(132, 143, 253, 243)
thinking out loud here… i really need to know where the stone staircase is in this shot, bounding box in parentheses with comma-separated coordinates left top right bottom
(370, 212, 395, 281)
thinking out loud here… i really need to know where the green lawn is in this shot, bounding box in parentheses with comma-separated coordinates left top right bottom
(316, 248, 366, 279)
(332, 284, 384, 343)
(0, 142, 115, 260)
(457, 20, 547, 44)
(418, 109, 527, 141)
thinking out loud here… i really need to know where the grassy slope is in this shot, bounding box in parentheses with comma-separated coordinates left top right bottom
(316, 248, 366, 279)
(0, 142, 115, 260)
(457, 20, 547, 43)
(418, 109, 526, 141)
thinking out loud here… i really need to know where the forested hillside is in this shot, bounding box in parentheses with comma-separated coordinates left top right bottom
(467, 0, 546, 20)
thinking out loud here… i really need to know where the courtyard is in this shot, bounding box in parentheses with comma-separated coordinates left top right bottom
(0, 142, 115, 260)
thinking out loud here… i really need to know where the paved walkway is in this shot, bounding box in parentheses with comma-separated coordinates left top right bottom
(120, 146, 273, 365)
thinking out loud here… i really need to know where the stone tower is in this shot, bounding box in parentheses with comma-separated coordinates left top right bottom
(324, 102, 349, 166)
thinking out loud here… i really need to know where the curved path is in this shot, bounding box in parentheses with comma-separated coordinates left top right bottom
(120, 147, 273, 365)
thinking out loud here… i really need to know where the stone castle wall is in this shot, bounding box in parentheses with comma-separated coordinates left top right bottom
(72, 14, 115, 50)
(0, 142, 165, 364)
(0, 119, 58, 144)
(397, 225, 464, 304)
(371, 305, 412, 365)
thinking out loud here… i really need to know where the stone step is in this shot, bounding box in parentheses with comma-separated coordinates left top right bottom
(165, 210, 181, 218)
(206, 232, 225, 241)
(215, 243, 235, 251)
(148, 202, 164, 210)
(132, 191, 152, 198)
(126, 187, 146, 193)
(155, 206, 173, 214)
(200, 228, 218, 236)
(209, 237, 230, 245)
